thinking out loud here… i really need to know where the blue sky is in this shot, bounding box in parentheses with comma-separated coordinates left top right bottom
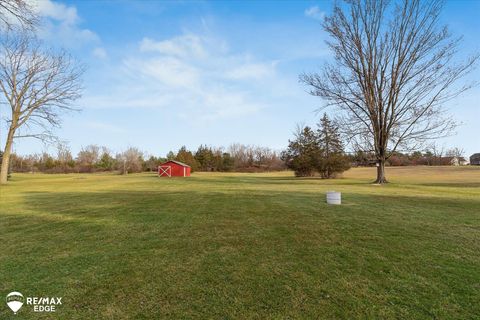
(7, 0, 480, 158)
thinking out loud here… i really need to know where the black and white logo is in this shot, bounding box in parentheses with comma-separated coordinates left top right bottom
(6, 291, 24, 314)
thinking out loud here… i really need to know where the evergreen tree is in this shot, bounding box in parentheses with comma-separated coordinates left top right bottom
(211, 148, 224, 171)
(221, 152, 234, 172)
(194, 145, 215, 171)
(175, 146, 199, 171)
(281, 126, 321, 177)
(316, 113, 350, 178)
(97, 149, 115, 171)
(166, 151, 176, 160)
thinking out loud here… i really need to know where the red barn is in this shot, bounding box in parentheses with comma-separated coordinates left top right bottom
(158, 160, 191, 177)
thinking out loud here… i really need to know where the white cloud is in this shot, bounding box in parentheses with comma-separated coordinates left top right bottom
(32, 0, 79, 25)
(140, 34, 207, 59)
(83, 32, 278, 122)
(29, 0, 99, 47)
(85, 121, 124, 133)
(124, 56, 200, 88)
(92, 47, 107, 59)
(305, 6, 325, 21)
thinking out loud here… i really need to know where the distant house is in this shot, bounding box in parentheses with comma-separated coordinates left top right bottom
(449, 156, 468, 166)
(470, 153, 480, 166)
(436, 156, 467, 166)
(158, 160, 191, 177)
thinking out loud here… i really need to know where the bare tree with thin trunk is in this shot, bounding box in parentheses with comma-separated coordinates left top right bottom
(445, 147, 464, 159)
(301, 0, 478, 183)
(0, 0, 38, 30)
(0, 31, 84, 184)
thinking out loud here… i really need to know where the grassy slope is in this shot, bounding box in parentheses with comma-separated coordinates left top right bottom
(0, 167, 479, 319)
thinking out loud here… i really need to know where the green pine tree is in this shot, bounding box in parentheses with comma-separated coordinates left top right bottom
(281, 126, 321, 177)
(316, 113, 350, 178)
(166, 151, 176, 160)
(221, 152, 234, 171)
(176, 146, 199, 172)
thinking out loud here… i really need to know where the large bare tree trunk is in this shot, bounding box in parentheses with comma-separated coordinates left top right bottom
(0, 127, 15, 184)
(374, 160, 387, 184)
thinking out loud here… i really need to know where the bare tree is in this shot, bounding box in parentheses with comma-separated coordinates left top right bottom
(301, 0, 478, 183)
(76, 145, 101, 173)
(116, 147, 144, 174)
(56, 142, 74, 172)
(227, 143, 284, 172)
(0, 32, 84, 184)
(445, 147, 464, 158)
(0, 0, 38, 30)
(429, 143, 445, 166)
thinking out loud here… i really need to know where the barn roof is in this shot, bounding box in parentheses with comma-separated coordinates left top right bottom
(161, 160, 191, 167)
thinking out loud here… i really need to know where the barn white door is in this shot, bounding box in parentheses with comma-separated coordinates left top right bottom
(159, 166, 171, 177)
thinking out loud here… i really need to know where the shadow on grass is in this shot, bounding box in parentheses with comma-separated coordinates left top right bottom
(416, 182, 480, 188)
(182, 175, 369, 187)
(3, 187, 478, 228)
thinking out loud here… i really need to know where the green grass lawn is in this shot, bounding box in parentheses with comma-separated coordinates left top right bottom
(1, 166, 479, 319)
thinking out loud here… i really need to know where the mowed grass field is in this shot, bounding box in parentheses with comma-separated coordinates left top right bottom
(0, 166, 479, 319)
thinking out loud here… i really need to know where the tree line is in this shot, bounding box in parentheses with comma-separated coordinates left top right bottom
(2, 143, 285, 174)
(2, 116, 467, 177)
(350, 146, 467, 167)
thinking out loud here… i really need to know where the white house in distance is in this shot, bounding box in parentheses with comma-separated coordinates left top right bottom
(450, 156, 468, 166)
